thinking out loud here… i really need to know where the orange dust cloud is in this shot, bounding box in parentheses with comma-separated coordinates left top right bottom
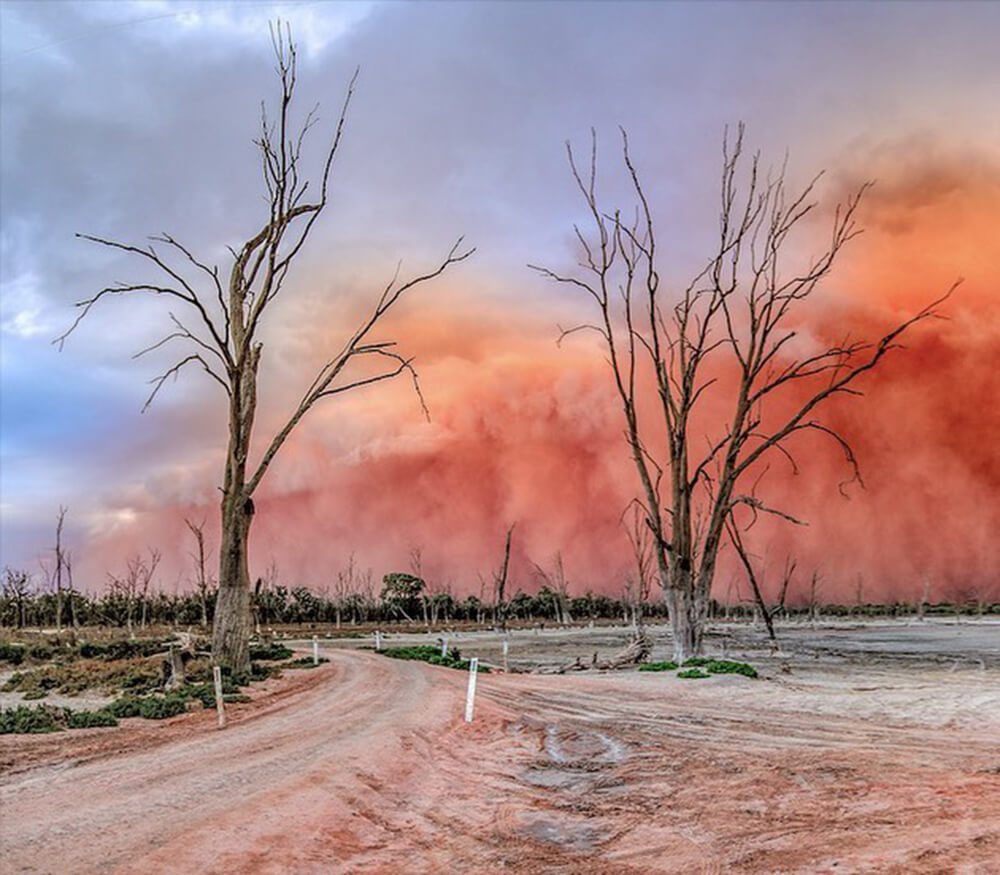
(75, 147, 999, 606)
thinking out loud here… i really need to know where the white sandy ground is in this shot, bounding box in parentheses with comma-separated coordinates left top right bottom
(0, 622, 998, 873)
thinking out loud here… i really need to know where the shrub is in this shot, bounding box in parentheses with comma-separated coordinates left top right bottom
(106, 695, 187, 720)
(282, 656, 329, 669)
(26, 643, 54, 661)
(66, 709, 118, 729)
(704, 659, 757, 678)
(2, 658, 162, 697)
(677, 668, 709, 679)
(0, 705, 63, 733)
(0, 642, 26, 665)
(380, 644, 489, 672)
(249, 643, 294, 661)
(638, 661, 678, 672)
(682, 657, 712, 667)
(77, 638, 172, 661)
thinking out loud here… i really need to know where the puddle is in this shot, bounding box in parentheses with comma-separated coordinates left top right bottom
(543, 725, 626, 764)
(518, 814, 612, 851)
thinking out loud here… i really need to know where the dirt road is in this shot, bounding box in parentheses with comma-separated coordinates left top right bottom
(1, 648, 998, 873)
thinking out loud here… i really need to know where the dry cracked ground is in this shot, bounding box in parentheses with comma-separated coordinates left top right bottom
(1, 621, 999, 873)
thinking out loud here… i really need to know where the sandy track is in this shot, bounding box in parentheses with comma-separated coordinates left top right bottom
(1, 650, 998, 873)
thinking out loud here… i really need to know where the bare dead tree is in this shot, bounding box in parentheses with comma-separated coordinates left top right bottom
(808, 569, 823, 628)
(38, 506, 70, 631)
(185, 517, 212, 627)
(531, 552, 573, 625)
(3, 568, 32, 629)
(622, 503, 654, 628)
(492, 524, 515, 632)
(533, 124, 955, 661)
(108, 548, 161, 639)
(56, 25, 473, 673)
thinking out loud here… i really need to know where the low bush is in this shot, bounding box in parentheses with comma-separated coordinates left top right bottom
(249, 643, 294, 661)
(704, 659, 757, 678)
(282, 656, 329, 669)
(638, 661, 678, 672)
(66, 709, 118, 729)
(0, 705, 63, 733)
(77, 638, 173, 661)
(2, 658, 162, 697)
(677, 668, 709, 679)
(106, 694, 188, 720)
(0, 704, 119, 733)
(381, 645, 490, 672)
(682, 657, 712, 667)
(0, 642, 26, 664)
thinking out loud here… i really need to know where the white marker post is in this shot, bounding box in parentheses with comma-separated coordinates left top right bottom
(441, 637, 448, 658)
(502, 638, 509, 673)
(312, 635, 319, 665)
(375, 630, 382, 651)
(212, 665, 226, 730)
(464, 658, 479, 723)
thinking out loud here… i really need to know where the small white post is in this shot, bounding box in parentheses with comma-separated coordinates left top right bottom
(375, 630, 382, 651)
(212, 665, 226, 730)
(502, 638, 509, 673)
(441, 637, 448, 658)
(312, 635, 319, 665)
(464, 658, 479, 723)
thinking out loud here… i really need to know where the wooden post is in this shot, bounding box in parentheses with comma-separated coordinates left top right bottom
(441, 637, 448, 658)
(375, 630, 382, 651)
(464, 658, 479, 723)
(212, 665, 226, 730)
(502, 638, 509, 673)
(312, 635, 319, 665)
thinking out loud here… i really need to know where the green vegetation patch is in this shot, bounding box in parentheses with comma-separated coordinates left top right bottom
(703, 659, 757, 678)
(248, 642, 294, 661)
(638, 661, 678, 672)
(1, 704, 118, 734)
(77, 638, 174, 661)
(380, 644, 490, 672)
(677, 668, 710, 679)
(0, 641, 27, 665)
(1, 658, 162, 697)
(282, 656, 330, 669)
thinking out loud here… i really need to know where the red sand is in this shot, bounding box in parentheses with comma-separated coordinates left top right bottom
(1, 650, 998, 873)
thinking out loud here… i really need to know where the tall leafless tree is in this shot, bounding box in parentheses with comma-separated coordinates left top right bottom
(57, 26, 472, 672)
(39, 506, 70, 631)
(491, 524, 515, 632)
(534, 124, 955, 661)
(184, 517, 212, 628)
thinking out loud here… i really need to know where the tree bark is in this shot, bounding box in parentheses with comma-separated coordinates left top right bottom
(212, 490, 254, 675)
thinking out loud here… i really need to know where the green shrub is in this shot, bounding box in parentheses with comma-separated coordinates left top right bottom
(0, 642, 26, 664)
(22, 689, 47, 700)
(638, 661, 678, 672)
(26, 643, 54, 661)
(2, 658, 162, 697)
(380, 645, 489, 672)
(223, 694, 251, 704)
(66, 709, 118, 729)
(77, 638, 172, 661)
(677, 668, 709, 679)
(682, 657, 712, 667)
(282, 656, 329, 669)
(249, 643, 294, 661)
(704, 659, 757, 678)
(106, 695, 187, 720)
(0, 705, 63, 733)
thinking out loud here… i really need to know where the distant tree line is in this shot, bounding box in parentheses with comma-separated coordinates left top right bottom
(2, 565, 996, 632)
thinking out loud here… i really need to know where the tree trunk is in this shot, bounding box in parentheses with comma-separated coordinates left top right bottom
(664, 581, 707, 663)
(212, 493, 254, 675)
